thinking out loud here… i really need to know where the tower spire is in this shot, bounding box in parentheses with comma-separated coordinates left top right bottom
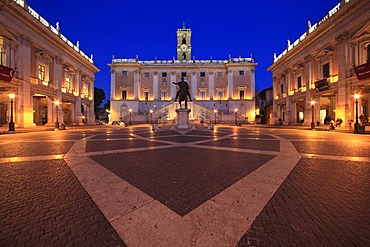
(182, 21, 186, 29)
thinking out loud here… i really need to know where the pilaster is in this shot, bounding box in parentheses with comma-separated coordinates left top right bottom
(227, 70, 233, 99)
(134, 70, 139, 100)
(250, 68, 256, 99)
(153, 71, 158, 100)
(170, 72, 176, 99)
(208, 72, 214, 100)
(110, 69, 116, 100)
(191, 71, 197, 100)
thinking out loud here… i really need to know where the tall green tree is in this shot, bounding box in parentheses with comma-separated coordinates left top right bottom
(94, 87, 106, 117)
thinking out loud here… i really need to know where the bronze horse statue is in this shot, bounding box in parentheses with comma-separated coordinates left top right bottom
(173, 77, 192, 109)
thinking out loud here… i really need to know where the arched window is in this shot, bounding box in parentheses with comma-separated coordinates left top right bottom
(182, 38, 186, 44)
(367, 44, 370, 63)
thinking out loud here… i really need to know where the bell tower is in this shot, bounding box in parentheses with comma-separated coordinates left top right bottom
(176, 22, 192, 61)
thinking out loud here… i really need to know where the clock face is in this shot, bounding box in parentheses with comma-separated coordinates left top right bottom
(180, 44, 188, 52)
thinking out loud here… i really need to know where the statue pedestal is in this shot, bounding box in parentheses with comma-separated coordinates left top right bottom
(175, 108, 191, 129)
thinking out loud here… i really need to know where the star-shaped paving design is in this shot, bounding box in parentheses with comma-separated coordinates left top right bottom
(64, 126, 301, 246)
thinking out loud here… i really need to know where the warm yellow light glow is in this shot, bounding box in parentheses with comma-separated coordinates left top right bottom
(55, 100, 60, 106)
(9, 93, 15, 99)
(310, 100, 315, 105)
(129, 108, 133, 113)
(234, 108, 238, 112)
(214, 109, 217, 113)
(150, 109, 153, 113)
(354, 93, 360, 99)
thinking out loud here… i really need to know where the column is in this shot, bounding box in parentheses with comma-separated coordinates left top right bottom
(272, 76, 279, 125)
(75, 69, 81, 96)
(153, 71, 159, 100)
(285, 69, 292, 125)
(134, 70, 139, 100)
(227, 70, 233, 99)
(75, 97, 82, 125)
(89, 77, 95, 121)
(335, 33, 350, 125)
(17, 35, 34, 127)
(208, 72, 214, 100)
(170, 72, 176, 99)
(110, 69, 116, 100)
(191, 72, 197, 100)
(54, 56, 63, 90)
(70, 100, 75, 124)
(47, 98, 53, 125)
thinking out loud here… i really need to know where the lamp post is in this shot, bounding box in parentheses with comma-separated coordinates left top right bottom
(214, 109, 217, 125)
(310, 100, 315, 130)
(8, 93, 15, 132)
(354, 93, 360, 133)
(234, 108, 238, 126)
(129, 108, 132, 126)
(55, 100, 60, 130)
(149, 109, 153, 125)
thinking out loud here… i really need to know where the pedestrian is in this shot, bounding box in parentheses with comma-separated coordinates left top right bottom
(348, 118, 353, 131)
(278, 118, 283, 126)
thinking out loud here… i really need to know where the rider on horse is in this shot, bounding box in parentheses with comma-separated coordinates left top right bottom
(173, 77, 192, 108)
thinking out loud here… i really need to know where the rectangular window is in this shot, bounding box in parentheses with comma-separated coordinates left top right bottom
(217, 72, 223, 78)
(65, 77, 71, 89)
(200, 92, 206, 100)
(0, 47, 4, 66)
(83, 84, 88, 95)
(323, 63, 330, 78)
(280, 84, 284, 94)
(162, 72, 167, 78)
(121, 91, 127, 100)
(239, 70, 245, 76)
(217, 91, 223, 100)
(239, 91, 245, 100)
(161, 91, 167, 100)
(144, 92, 149, 101)
(122, 71, 128, 77)
(200, 72, 206, 78)
(144, 72, 150, 78)
(38, 64, 46, 81)
(181, 72, 187, 78)
(297, 76, 302, 89)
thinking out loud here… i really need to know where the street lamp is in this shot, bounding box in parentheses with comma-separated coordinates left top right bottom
(234, 108, 238, 126)
(129, 108, 132, 126)
(55, 100, 60, 130)
(8, 93, 15, 132)
(354, 93, 360, 133)
(149, 109, 153, 125)
(213, 109, 217, 125)
(310, 100, 315, 130)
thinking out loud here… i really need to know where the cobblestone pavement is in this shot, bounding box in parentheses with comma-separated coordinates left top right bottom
(0, 125, 369, 246)
(0, 131, 126, 247)
(237, 129, 370, 247)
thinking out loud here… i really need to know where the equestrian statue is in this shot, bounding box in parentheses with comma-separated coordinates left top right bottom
(173, 77, 192, 109)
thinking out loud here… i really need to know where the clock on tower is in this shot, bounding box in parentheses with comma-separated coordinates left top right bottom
(176, 23, 192, 61)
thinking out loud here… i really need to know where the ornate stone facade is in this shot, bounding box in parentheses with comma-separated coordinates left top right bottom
(109, 25, 257, 124)
(0, 0, 99, 128)
(269, 0, 370, 127)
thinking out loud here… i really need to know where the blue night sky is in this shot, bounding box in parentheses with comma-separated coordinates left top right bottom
(26, 0, 339, 100)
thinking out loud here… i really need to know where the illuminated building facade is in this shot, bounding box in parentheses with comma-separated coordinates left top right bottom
(269, 0, 370, 127)
(0, 0, 99, 128)
(109, 24, 257, 123)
